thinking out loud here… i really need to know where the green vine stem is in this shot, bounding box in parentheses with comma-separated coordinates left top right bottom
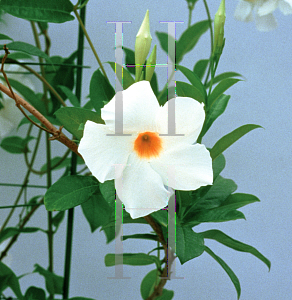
(0, 127, 42, 233)
(63, 3, 86, 298)
(0, 199, 43, 261)
(202, 0, 214, 89)
(31, 20, 55, 299)
(73, 5, 108, 80)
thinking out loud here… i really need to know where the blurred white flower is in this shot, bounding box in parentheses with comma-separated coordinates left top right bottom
(234, 0, 292, 31)
(79, 81, 213, 219)
(0, 63, 34, 139)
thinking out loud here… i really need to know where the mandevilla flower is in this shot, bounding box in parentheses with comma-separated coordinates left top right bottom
(78, 81, 213, 219)
(234, 0, 292, 31)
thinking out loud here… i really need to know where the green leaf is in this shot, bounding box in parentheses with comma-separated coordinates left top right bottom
(176, 226, 205, 264)
(0, 33, 13, 41)
(40, 156, 71, 173)
(1, 0, 74, 23)
(89, 69, 115, 113)
(44, 175, 99, 211)
(48, 52, 77, 113)
(206, 72, 243, 88)
(52, 211, 65, 230)
(0, 261, 23, 300)
(122, 234, 158, 242)
(24, 286, 46, 300)
(140, 269, 175, 300)
(66, 298, 96, 300)
(176, 20, 209, 63)
(182, 175, 242, 226)
(54, 107, 104, 140)
(0, 136, 34, 154)
(219, 193, 260, 211)
(200, 94, 230, 138)
(204, 246, 241, 299)
(210, 124, 262, 160)
(0, 227, 43, 244)
(18, 114, 61, 128)
(123, 47, 135, 75)
(99, 180, 116, 207)
(33, 264, 63, 295)
(201, 229, 271, 270)
(155, 31, 176, 63)
(151, 210, 168, 228)
(81, 189, 112, 232)
(105, 253, 161, 269)
(58, 85, 80, 107)
(1, 41, 52, 64)
(177, 65, 207, 102)
(176, 81, 205, 103)
(208, 78, 241, 108)
(108, 62, 134, 89)
(193, 59, 209, 81)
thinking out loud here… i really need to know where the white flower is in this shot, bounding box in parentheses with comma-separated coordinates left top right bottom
(234, 0, 292, 31)
(78, 81, 213, 219)
(0, 63, 34, 138)
(0, 97, 23, 139)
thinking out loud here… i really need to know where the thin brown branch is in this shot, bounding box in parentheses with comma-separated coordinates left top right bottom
(0, 83, 81, 157)
(144, 215, 176, 300)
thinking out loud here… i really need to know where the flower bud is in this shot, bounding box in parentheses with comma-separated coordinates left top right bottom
(145, 44, 157, 82)
(135, 10, 152, 82)
(213, 0, 226, 56)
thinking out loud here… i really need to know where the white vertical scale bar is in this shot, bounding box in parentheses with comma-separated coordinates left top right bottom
(107, 21, 131, 279)
(160, 21, 184, 280)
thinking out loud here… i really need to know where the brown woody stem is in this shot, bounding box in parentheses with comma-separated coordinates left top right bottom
(144, 215, 176, 300)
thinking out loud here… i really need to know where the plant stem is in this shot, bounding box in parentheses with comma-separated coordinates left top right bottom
(63, 3, 86, 298)
(144, 215, 176, 300)
(203, 0, 214, 87)
(0, 127, 42, 233)
(0, 83, 80, 156)
(73, 6, 108, 80)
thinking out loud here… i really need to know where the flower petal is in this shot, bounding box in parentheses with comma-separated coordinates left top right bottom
(78, 121, 134, 182)
(115, 153, 171, 219)
(255, 13, 277, 31)
(234, 0, 254, 22)
(150, 143, 213, 191)
(156, 97, 205, 148)
(0, 98, 23, 138)
(279, 0, 292, 15)
(101, 81, 160, 133)
(257, 0, 278, 16)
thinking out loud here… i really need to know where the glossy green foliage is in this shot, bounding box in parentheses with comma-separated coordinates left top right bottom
(140, 269, 174, 300)
(0, 136, 34, 154)
(210, 124, 262, 160)
(24, 286, 46, 300)
(44, 175, 99, 211)
(90, 69, 115, 113)
(33, 264, 63, 295)
(0, 41, 52, 64)
(0, 262, 23, 300)
(55, 107, 104, 140)
(1, 0, 74, 23)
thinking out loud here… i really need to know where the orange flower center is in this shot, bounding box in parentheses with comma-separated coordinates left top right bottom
(134, 131, 163, 159)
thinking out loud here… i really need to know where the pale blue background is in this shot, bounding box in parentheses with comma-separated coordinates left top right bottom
(1, 0, 291, 299)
